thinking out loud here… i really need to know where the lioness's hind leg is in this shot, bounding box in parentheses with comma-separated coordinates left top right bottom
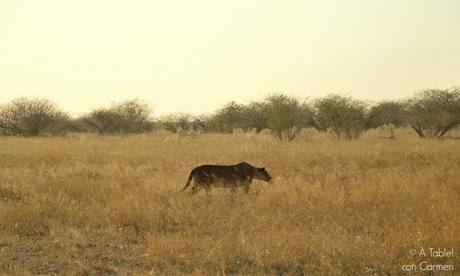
(190, 185, 200, 195)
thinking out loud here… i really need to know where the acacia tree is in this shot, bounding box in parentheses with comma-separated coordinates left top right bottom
(313, 94, 368, 139)
(206, 102, 246, 133)
(241, 101, 269, 132)
(406, 88, 460, 137)
(80, 99, 153, 134)
(0, 97, 68, 136)
(366, 101, 408, 138)
(265, 94, 312, 142)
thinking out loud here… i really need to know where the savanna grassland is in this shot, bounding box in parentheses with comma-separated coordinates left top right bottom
(0, 129, 459, 275)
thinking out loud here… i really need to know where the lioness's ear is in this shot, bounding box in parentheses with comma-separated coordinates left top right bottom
(262, 167, 265, 171)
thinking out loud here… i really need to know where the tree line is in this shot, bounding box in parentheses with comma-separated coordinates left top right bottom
(0, 87, 459, 141)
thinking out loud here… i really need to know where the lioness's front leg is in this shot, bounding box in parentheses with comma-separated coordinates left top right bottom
(204, 184, 212, 196)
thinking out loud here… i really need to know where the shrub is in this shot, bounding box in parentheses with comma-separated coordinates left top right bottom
(366, 101, 408, 138)
(313, 94, 368, 139)
(80, 99, 154, 134)
(265, 94, 313, 142)
(206, 102, 246, 133)
(0, 97, 69, 136)
(157, 113, 205, 134)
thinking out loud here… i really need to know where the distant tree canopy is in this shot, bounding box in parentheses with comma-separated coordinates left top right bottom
(203, 94, 313, 141)
(406, 88, 460, 137)
(188, 89, 460, 140)
(206, 102, 246, 133)
(313, 94, 368, 139)
(80, 99, 154, 134)
(0, 97, 69, 136)
(241, 101, 269, 132)
(367, 101, 407, 129)
(366, 101, 408, 138)
(1, 87, 459, 139)
(264, 94, 313, 142)
(157, 113, 205, 133)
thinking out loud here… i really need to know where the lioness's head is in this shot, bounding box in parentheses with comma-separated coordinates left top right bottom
(255, 167, 272, 182)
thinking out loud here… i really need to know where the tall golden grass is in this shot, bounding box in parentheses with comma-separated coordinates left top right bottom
(0, 129, 459, 274)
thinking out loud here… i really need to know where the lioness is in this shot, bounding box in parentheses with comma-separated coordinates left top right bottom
(181, 162, 272, 194)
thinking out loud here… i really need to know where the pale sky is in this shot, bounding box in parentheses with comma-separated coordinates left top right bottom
(1, 0, 459, 116)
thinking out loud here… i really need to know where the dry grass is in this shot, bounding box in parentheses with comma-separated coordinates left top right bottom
(0, 129, 459, 275)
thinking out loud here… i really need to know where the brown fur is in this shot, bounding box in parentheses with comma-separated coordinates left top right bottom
(181, 162, 272, 194)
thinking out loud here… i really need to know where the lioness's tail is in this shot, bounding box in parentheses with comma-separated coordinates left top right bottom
(181, 171, 194, 192)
